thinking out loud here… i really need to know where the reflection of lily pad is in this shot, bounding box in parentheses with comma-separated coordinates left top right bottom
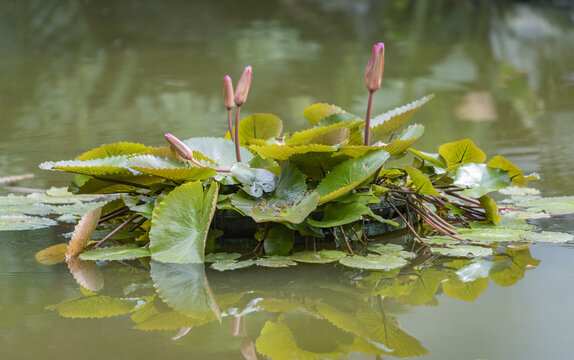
(290, 250, 346, 264)
(79, 245, 151, 261)
(338, 254, 408, 271)
(210, 259, 255, 271)
(46, 295, 139, 318)
(0, 215, 57, 231)
(255, 256, 297, 268)
(204, 252, 242, 263)
(430, 245, 493, 258)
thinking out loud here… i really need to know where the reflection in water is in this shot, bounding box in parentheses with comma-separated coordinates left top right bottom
(44, 244, 539, 359)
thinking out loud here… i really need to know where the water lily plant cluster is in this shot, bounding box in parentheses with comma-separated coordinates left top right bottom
(38, 43, 538, 265)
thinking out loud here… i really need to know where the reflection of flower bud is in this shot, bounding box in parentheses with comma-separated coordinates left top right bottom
(164, 133, 194, 160)
(223, 75, 235, 110)
(365, 43, 384, 92)
(234, 66, 252, 106)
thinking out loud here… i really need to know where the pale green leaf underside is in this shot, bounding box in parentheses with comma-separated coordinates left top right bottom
(430, 245, 493, 258)
(369, 94, 434, 143)
(40, 156, 132, 176)
(150, 181, 219, 263)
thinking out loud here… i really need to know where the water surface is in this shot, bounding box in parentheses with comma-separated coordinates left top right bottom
(1, 1, 574, 359)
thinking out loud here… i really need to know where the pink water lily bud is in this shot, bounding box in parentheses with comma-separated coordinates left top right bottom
(223, 75, 235, 110)
(164, 133, 194, 160)
(365, 43, 385, 92)
(234, 66, 252, 106)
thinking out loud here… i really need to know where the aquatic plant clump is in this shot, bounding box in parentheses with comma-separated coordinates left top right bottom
(36, 42, 542, 266)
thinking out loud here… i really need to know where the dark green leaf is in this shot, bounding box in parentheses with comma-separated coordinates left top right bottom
(263, 225, 295, 256)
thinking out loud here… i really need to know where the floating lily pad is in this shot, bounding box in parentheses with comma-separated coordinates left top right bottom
(521, 231, 573, 243)
(423, 236, 461, 245)
(290, 250, 346, 264)
(204, 252, 242, 263)
(515, 196, 574, 214)
(498, 186, 540, 197)
(0, 215, 57, 231)
(430, 245, 493, 258)
(79, 245, 151, 261)
(255, 256, 297, 268)
(367, 243, 416, 259)
(210, 259, 255, 271)
(338, 253, 408, 271)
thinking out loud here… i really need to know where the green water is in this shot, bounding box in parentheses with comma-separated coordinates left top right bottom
(1, 1, 574, 359)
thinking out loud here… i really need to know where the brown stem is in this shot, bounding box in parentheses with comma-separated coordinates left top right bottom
(234, 106, 242, 162)
(94, 214, 140, 248)
(338, 226, 354, 255)
(415, 197, 459, 232)
(447, 191, 481, 206)
(99, 206, 129, 224)
(364, 91, 374, 146)
(411, 205, 468, 242)
(386, 200, 428, 245)
(350, 225, 366, 246)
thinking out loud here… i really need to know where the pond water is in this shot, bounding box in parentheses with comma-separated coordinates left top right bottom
(1, 1, 574, 359)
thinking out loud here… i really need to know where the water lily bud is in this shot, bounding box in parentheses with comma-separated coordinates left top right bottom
(223, 75, 235, 110)
(234, 66, 252, 106)
(365, 43, 385, 92)
(164, 133, 194, 160)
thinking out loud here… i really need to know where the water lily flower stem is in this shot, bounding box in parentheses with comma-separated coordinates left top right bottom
(364, 91, 374, 146)
(386, 199, 428, 245)
(234, 106, 242, 162)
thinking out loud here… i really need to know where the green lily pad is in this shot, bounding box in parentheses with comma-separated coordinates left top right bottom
(521, 231, 573, 243)
(76, 142, 152, 160)
(149, 181, 219, 264)
(79, 245, 151, 261)
(487, 155, 539, 187)
(0, 215, 57, 231)
(210, 259, 255, 271)
(315, 149, 390, 205)
(423, 236, 460, 245)
(307, 202, 370, 228)
(439, 139, 486, 171)
(126, 155, 216, 181)
(367, 244, 416, 259)
(287, 120, 361, 146)
(404, 165, 439, 196)
(250, 144, 336, 161)
(263, 225, 295, 256)
(338, 253, 408, 271)
(382, 123, 425, 156)
(430, 245, 493, 258)
(204, 252, 242, 263)
(230, 163, 277, 198)
(290, 250, 347, 264)
(255, 256, 297, 268)
(234, 113, 283, 146)
(498, 186, 540, 197)
(408, 148, 447, 168)
(453, 163, 510, 198)
(183, 137, 253, 167)
(303, 103, 348, 126)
